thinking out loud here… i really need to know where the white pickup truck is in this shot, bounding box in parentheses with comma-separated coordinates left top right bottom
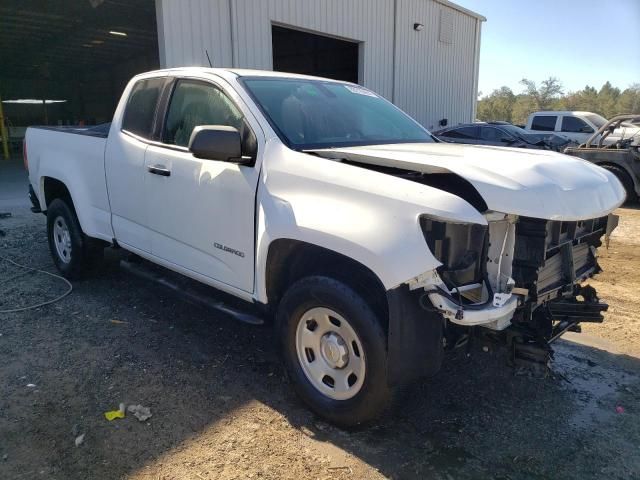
(524, 110, 640, 145)
(25, 68, 624, 426)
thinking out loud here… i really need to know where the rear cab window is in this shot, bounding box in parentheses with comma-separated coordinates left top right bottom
(121, 77, 168, 139)
(531, 115, 557, 132)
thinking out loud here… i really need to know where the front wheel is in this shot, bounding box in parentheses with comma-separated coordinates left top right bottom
(601, 164, 637, 204)
(277, 276, 391, 427)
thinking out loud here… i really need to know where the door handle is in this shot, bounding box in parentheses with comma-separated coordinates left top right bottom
(147, 164, 171, 177)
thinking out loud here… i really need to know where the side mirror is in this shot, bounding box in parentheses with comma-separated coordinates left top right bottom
(188, 125, 249, 164)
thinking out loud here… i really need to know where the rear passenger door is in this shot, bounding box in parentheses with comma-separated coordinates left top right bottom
(106, 75, 171, 253)
(143, 78, 262, 294)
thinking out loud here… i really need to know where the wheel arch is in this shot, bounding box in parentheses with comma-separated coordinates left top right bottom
(38, 173, 112, 243)
(266, 238, 445, 387)
(264, 238, 389, 329)
(596, 161, 638, 193)
(42, 176, 75, 212)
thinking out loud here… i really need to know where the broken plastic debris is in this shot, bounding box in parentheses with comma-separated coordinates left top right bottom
(26, 384, 36, 388)
(127, 404, 152, 422)
(110, 319, 128, 325)
(104, 403, 126, 421)
(75, 434, 85, 447)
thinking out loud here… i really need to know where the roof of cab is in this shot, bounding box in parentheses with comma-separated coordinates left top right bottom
(530, 111, 597, 116)
(132, 66, 351, 84)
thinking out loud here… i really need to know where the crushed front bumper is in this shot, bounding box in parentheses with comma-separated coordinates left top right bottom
(411, 213, 619, 330)
(385, 212, 619, 385)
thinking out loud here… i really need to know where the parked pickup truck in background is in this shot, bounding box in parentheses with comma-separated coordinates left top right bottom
(524, 110, 640, 145)
(25, 68, 625, 426)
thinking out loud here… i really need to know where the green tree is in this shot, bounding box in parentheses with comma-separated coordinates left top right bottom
(519, 77, 564, 110)
(559, 85, 599, 113)
(616, 84, 640, 114)
(476, 86, 516, 122)
(597, 81, 621, 118)
(475, 80, 637, 125)
(511, 94, 537, 125)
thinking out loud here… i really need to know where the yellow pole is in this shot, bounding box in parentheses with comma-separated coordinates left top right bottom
(0, 95, 9, 160)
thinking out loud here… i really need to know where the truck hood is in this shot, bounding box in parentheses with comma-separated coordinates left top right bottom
(608, 126, 640, 145)
(312, 143, 625, 221)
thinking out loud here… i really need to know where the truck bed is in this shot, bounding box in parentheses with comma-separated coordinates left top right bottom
(25, 123, 113, 242)
(30, 122, 111, 138)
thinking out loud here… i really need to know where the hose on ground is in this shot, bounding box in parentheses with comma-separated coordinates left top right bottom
(0, 254, 73, 313)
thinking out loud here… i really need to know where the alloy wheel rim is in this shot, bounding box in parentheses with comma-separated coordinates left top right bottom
(295, 307, 366, 400)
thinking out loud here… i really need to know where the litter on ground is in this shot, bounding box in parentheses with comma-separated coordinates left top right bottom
(104, 403, 126, 421)
(127, 404, 152, 422)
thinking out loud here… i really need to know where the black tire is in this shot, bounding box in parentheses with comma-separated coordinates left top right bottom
(276, 276, 391, 427)
(601, 164, 637, 204)
(46, 198, 103, 279)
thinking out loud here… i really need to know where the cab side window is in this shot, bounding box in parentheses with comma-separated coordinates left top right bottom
(561, 116, 593, 133)
(480, 126, 512, 142)
(122, 77, 166, 138)
(442, 126, 478, 139)
(531, 115, 557, 131)
(163, 80, 245, 147)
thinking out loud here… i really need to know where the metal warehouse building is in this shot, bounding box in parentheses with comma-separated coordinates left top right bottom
(156, 0, 485, 130)
(0, 0, 484, 150)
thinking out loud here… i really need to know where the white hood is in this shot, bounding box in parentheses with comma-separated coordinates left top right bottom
(316, 143, 625, 221)
(608, 125, 640, 145)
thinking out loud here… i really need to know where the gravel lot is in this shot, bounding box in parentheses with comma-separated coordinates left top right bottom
(1, 163, 639, 479)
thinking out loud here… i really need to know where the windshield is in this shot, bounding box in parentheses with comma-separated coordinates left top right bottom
(240, 77, 433, 149)
(585, 113, 607, 129)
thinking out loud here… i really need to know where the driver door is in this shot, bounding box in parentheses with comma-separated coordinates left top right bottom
(143, 78, 260, 293)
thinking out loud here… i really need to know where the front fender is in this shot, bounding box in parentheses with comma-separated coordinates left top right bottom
(254, 142, 487, 303)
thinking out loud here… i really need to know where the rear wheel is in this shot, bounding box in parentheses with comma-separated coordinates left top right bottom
(277, 276, 390, 427)
(601, 164, 637, 204)
(46, 198, 104, 279)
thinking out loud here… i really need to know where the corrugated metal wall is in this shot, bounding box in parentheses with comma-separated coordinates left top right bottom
(156, 0, 234, 67)
(155, 0, 482, 128)
(394, 0, 480, 129)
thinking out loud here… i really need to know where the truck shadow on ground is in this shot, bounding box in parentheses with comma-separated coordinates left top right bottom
(1, 243, 639, 480)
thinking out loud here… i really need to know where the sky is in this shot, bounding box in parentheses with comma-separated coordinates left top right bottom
(453, 0, 640, 98)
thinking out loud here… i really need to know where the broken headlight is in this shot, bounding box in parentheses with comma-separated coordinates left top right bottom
(420, 216, 488, 288)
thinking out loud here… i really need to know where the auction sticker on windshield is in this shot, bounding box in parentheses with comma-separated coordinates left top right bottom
(344, 85, 378, 97)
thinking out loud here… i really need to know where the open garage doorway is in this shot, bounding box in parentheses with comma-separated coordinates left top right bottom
(272, 25, 360, 83)
(0, 0, 158, 154)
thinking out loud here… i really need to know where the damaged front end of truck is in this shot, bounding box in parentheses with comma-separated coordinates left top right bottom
(310, 143, 625, 381)
(407, 211, 619, 369)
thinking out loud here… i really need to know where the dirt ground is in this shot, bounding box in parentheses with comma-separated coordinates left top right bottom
(1, 197, 640, 479)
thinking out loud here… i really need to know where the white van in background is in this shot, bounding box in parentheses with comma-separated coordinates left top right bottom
(524, 111, 640, 145)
